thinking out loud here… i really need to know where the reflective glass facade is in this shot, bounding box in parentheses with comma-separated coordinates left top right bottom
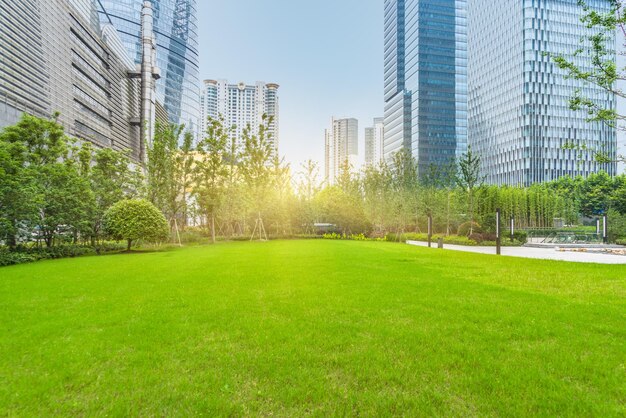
(468, 0, 616, 185)
(384, 0, 467, 175)
(98, 0, 200, 136)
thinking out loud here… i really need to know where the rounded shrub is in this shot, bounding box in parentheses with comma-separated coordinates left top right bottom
(104, 199, 169, 251)
(457, 221, 482, 237)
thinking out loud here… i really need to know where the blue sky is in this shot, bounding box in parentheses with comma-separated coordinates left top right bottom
(197, 0, 384, 170)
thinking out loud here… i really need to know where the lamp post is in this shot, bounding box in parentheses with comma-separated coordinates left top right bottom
(428, 214, 433, 248)
(496, 208, 502, 255)
(510, 216, 515, 242)
(603, 214, 608, 244)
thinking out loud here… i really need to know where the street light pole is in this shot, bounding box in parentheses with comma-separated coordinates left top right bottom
(428, 214, 433, 248)
(496, 208, 502, 255)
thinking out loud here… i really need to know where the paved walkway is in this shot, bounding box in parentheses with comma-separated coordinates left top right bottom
(406, 240, 626, 265)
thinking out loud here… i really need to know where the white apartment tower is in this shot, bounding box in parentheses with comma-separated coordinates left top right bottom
(365, 117, 384, 167)
(324, 117, 359, 185)
(200, 79, 280, 154)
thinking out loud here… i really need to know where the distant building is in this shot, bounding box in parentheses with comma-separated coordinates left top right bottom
(468, 0, 616, 185)
(0, 0, 155, 162)
(200, 80, 280, 156)
(383, 0, 467, 175)
(365, 117, 384, 167)
(324, 117, 359, 185)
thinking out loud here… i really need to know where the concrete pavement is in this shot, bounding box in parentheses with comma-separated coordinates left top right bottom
(406, 240, 626, 265)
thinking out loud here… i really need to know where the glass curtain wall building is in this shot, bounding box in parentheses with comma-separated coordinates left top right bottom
(384, 0, 467, 175)
(468, 0, 616, 185)
(98, 0, 200, 136)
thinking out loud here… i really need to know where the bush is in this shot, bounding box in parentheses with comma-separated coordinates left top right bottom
(513, 231, 528, 244)
(458, 222, 482, 237)
(0, 243, 126, 267)
(392, 233, 479, 246)
(104, 199, 169, 250)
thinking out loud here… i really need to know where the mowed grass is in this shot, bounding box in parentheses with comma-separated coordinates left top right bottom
(0, 240, 625, 416)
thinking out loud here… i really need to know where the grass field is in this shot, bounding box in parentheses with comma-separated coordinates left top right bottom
(1, 240, 625, 416)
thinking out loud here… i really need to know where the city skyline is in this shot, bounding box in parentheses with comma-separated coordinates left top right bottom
(196, 0, 383, 170)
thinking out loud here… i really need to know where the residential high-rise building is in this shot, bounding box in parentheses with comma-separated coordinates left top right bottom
(468, 0, 616, 185)
(383, 0, 467, 175)
(200, 80, 280, 155)
(324, 118, 358, 185)
(365, 118, 385, 167)
(0, 0, 153, 161)
(97, 0, 200, 136)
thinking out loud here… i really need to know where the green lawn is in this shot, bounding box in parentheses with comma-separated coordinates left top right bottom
(1, 240, 625, 416)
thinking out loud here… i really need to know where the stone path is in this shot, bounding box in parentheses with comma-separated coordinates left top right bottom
(406, 240, 626, 265)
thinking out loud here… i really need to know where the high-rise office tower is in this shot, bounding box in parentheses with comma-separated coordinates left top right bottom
(324, 118, 359, 185)
(200, 80, 280, 155)
(383, 0, 467, 175)
(468, 0, 616, 185)
(0, 0, 153, 161)
(98, 0, 200, 136)
(365, 118, 385, 167)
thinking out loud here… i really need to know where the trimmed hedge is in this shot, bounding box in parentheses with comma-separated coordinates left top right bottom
(0, 243, 126, 267)
(388, 232, 525, 247)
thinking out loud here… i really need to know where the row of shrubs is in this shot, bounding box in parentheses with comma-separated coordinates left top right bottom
(322, 233, 386, 241)
(0, 243, 127, 267)
(386, 232, 526, 247)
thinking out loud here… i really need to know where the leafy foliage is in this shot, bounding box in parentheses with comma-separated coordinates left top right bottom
(104, 199, 169, 250)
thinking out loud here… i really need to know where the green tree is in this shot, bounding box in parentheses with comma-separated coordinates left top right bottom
(457, 146, 483, 234)
(104, 199, 169, 251)
(295, 160, 322, 234)
(551, 0, 625, 165)
(194, 116, 229, 243)
(239, 115, 274, 240)
(88, 147, 143, 244)
(314, 186, 370, 235)
(37, 162, 94, 247)
(0, 114, 72, 247)
(147, 123, 194, 234)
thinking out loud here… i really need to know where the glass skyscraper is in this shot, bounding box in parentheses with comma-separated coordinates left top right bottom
(468, 0, 616, 185)
(98, 0, 200, 135)
(384, 0, 467, 175)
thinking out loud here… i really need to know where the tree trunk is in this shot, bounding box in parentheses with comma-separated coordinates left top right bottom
(127, 239, 132, 252)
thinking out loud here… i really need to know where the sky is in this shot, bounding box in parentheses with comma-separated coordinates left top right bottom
(197, 0, 384, 171)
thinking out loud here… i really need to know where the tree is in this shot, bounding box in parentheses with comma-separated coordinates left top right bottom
(36, 162, 94, 247)
(194, 116, 229, 243)
(86, 147, 143, 244)
(551, 0, 625, 165)
(147, 123, 194, 235)
(0, 114, 71, 247)
(362, 162, 393, 235)
(457, 146, 483, 234)
(239, 115, 274, 240)
(104, 199, 169, 251)
(390, 149, 419, 234)
(313, 186, 370, 235)
(295, 160, 322, 234)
